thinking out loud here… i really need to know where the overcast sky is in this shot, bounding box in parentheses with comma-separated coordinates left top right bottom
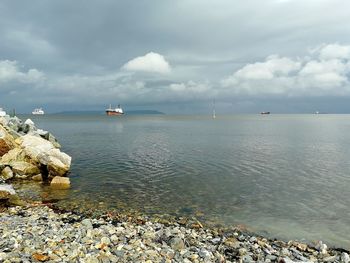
(1, 0, 350, 114)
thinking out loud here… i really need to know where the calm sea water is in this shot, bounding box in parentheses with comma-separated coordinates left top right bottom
(18, 114, 350, 247)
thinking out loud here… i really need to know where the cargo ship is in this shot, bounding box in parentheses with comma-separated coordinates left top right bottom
(106, 104, 124, 116)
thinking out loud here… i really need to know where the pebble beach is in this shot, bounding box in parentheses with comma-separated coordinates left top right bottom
(1, 204, 350, 262)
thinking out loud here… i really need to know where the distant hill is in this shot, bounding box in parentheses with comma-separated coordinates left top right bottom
(126, 110, 164, 115)
(53, 110, 164, 115)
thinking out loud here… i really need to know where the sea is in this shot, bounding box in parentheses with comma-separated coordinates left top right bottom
(16, 114, 350, 248)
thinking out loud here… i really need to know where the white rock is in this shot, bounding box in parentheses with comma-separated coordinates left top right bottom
(24, 119, 35, 126)
(20, 135, 55, 161)
(342, 252, 350, 263)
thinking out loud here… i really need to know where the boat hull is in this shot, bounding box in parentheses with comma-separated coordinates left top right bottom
(106, 111, 124, 116)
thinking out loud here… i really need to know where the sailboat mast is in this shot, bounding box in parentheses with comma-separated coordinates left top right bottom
(213, 99, 216, 119)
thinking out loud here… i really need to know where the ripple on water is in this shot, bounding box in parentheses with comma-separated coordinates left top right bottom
(18, 114, 350, 248)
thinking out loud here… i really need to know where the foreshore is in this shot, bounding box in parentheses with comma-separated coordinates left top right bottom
(1, 116, 350, 262)
(1, 203, 350, 263)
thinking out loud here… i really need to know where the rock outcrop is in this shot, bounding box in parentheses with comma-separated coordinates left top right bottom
(0, 115, 72, 205)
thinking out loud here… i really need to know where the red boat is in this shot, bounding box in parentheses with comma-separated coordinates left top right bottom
(106, 104, 124, 116)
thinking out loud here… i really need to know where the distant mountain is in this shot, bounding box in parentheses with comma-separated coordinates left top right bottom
(53, 110, 164, 115)
(126, 110, 164, 115)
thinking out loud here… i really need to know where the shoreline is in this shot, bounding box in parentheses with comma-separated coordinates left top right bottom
(1, 200, 350, 262)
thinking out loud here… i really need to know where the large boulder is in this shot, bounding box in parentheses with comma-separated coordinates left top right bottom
(10, 161, 40, 177)
(17, 135, 71, 177)
(18, 135, 55, 161)
(0, 148, 26, 163)
(47, 149, 71, 177)
(50, 176, 70, 189)
(0, 118, 71, 185)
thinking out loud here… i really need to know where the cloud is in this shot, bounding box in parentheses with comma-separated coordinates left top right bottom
(222, 44, 350, 96)
(122, 52, 171, 74)
(317, 43, 350, 60)
(0, 60, 44, 83)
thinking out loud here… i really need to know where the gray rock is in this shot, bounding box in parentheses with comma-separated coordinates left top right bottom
(81, 219, 93, 229)
(169, 237, 185, 251)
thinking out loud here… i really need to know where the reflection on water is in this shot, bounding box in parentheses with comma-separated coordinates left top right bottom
(17, 114, 350, 247)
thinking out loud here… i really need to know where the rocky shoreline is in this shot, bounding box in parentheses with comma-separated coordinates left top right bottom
(0, 204, 349, 263)
(0, 115, 71, 206)
(1, 116, 350, 262)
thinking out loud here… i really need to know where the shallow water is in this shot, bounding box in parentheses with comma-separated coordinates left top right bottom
(18, 114, 350, 247)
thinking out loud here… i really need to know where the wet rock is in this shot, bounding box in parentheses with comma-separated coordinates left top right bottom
(50, 176, 70, 189)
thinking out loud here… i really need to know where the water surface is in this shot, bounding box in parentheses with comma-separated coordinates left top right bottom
(18, 114, 350, 247)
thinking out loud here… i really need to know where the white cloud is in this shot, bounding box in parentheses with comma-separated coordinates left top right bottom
(222, 44, 350, 96)
(0, 60, 44, 83)
(122, 52, 171, 74)
(318, 43, 350, 60)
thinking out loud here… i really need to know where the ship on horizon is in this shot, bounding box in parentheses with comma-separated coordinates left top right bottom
(106, 104, 124, 116)
(32, 108, 45, 115)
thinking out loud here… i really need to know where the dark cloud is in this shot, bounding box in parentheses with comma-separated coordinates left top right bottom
(1, 0, 350, 113)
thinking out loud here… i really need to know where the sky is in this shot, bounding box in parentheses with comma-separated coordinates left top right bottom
(1, 0, 350, 114)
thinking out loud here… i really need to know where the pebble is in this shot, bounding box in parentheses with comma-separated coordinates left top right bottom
(0, 205, 349, 262)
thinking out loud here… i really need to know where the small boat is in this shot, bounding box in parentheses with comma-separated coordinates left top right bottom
(32, 108, 45, 115)
(260, 111, 270, 115)
(0, 107, 6, 117)
(106, 104, 124, 116)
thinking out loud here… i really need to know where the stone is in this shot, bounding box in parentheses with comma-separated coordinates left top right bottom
(50, 176, 70, 189)
(0, 125, 16, 156)
(169, 237, 185, 251)
(1, 166, 13, 181)
(47, 149, 71, 177)
(341, 252, 350, 263)
(0, 184, 16, 199)
(10, 161, 40, 176)
(8, 195, 27, 206)
(323, 255, 338, 262)
(315, 241, 327, 254)
(0, 148, 25, 163)
(19, 135, 55, 161)
(32, 253, 49, 262)
(32, 174, 43, 181)
(24, 119, 35, 126)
